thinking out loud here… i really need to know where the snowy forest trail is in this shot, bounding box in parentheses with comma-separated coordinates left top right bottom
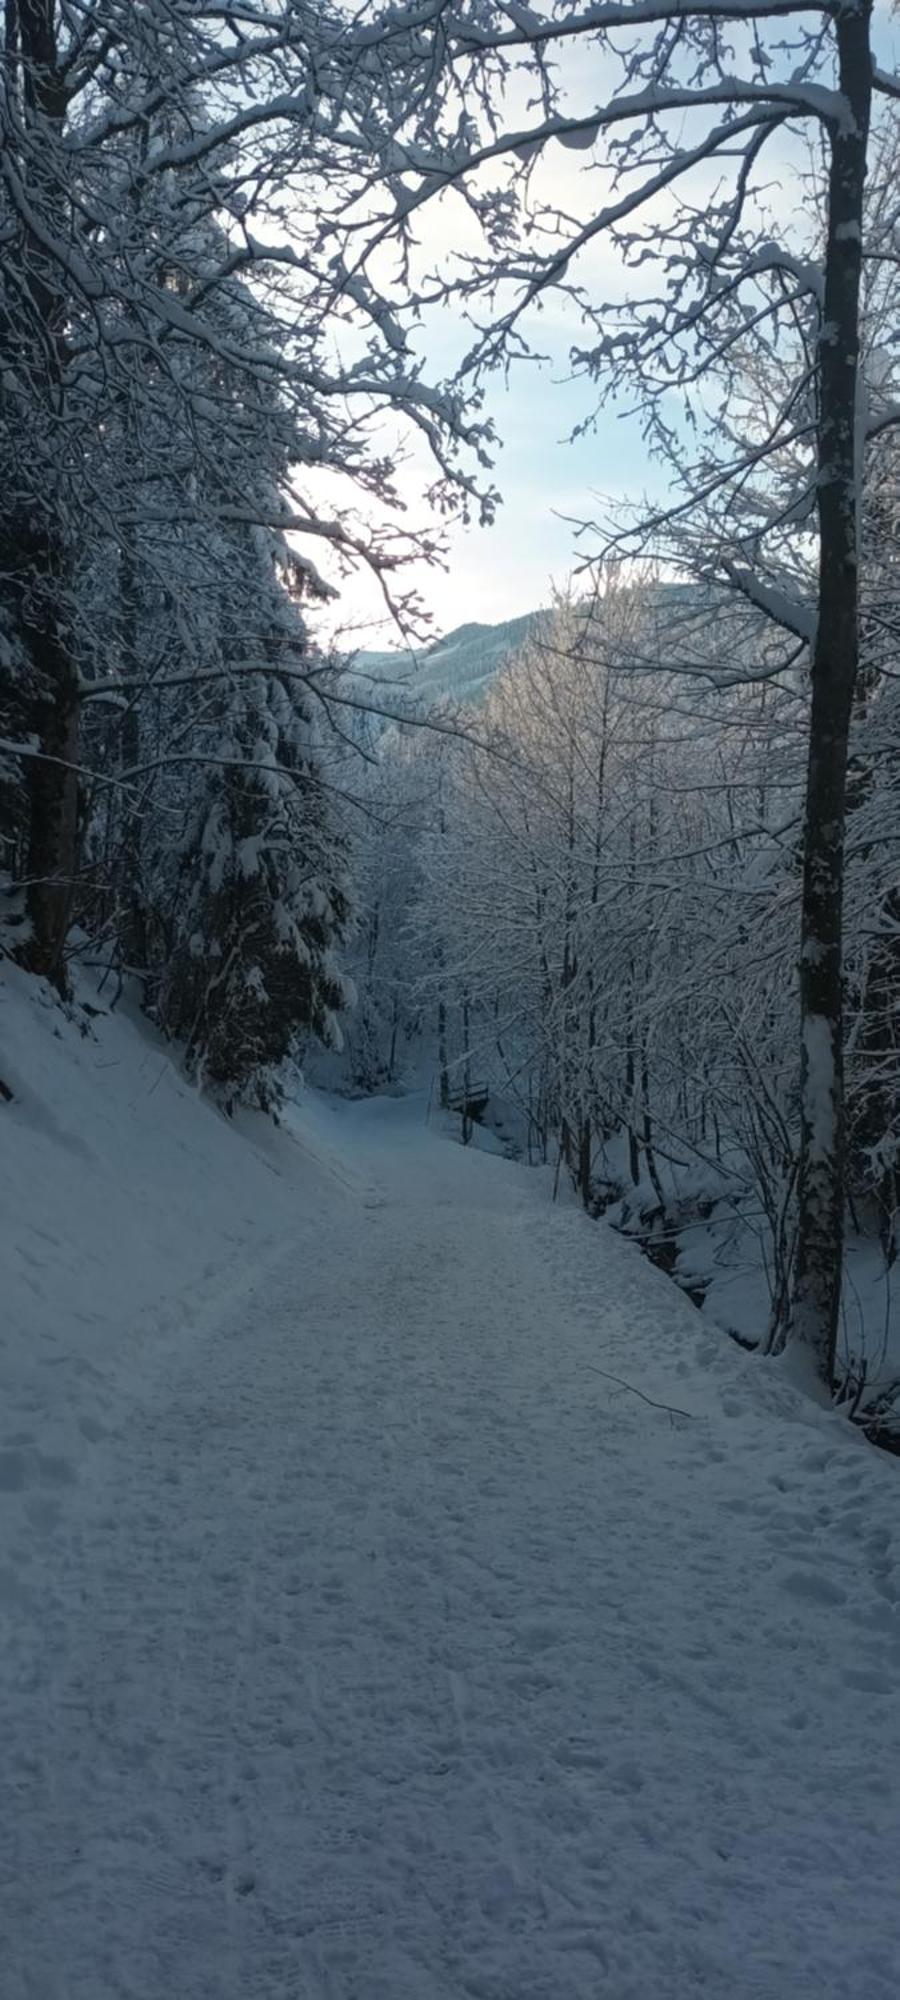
(4, 1094, 900, 2000)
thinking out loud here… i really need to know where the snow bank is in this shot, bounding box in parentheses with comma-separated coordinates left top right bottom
(3, 971, 900, 2000)
(600, 1128, 900, 1404)
(0, 962, 334, 1496)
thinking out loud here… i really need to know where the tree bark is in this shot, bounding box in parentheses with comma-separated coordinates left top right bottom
(790, 0, 873, 1387)
(20, 580, 79, 987)
(437, 993, 450, 1108)
(5, 0, 80, 991)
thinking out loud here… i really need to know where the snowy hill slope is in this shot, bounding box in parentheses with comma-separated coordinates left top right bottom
(3, 965, 900, 1999)
(353, 607, 547, 709)
(349, 585, 715, 714)
(0, 963, 356, 1490)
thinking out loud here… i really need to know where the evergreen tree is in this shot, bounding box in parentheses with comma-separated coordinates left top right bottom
(152, 540, 352, 1110)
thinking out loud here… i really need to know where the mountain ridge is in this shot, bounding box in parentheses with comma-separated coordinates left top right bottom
(349, 606, 548, 708)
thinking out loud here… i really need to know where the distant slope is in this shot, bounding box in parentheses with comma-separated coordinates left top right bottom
(352, 608, 547, 710)
(346, 581, 743, 719)
(347, 584, 721, 714)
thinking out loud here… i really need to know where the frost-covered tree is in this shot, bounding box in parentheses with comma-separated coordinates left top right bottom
(336, 741, 434, 1092)
(151, 552, 352, 1110)
(0, 0, 491, 994)
(66, 189, 357, 1102)
(330, 0, 900, 1387)
(383, 557, 894, 1401)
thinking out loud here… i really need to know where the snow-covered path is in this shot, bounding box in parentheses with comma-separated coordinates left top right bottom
(4, 1094, 900, 2000)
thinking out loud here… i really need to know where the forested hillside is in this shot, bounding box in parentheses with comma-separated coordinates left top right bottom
(0, 0, 482, 1110)
(3, 7, 900, 1994)
(2, 2, 899, 1402)
(339, 578, 900, 1430)
(354, 611, 548, 713)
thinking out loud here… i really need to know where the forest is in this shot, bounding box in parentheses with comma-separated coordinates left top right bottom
(2, 0, 899, 1417)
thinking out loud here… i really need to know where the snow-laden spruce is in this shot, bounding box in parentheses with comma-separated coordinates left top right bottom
(0, 0, 489, 1098)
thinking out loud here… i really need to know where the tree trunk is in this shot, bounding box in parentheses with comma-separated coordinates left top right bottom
(437, 985, 450, 1109)
(116, 523, 148, 971)
(461, 988, 472, 1145)
(578, 1113, 592, 1209)
(6, 0, 80, 992)
(789, 0, 873, 1388)
(20, 578, 79, 989)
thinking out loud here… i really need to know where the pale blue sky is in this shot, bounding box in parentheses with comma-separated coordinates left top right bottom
(402, 368, 659, 633)
(313, 3, 899, 649)
(319, 255, 666, 646)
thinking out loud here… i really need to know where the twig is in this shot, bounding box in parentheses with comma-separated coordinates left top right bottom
(584, 1362, 696, 1422)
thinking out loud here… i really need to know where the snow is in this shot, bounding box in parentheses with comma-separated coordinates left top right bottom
(803, 1011, 837, 1161)
(599, 1125, 900, 1398)
(354, 611, 548, 713)
(3, 966, 900, 1998)
(0, 963, 322, 1486)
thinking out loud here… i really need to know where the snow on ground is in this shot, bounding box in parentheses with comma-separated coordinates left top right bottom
(0, 963, 350, 1489)
(2, 966, 900, 1999)
(597, 1129, 900, 1396)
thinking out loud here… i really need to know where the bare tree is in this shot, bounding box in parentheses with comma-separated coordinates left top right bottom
(332, 0, 899, 1387)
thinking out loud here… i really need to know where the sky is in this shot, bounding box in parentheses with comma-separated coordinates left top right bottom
(309, 29, 673, 649)
(313, 180, 667, 649)
(322, 363, 661, 646)
(308, 4, 900, 653)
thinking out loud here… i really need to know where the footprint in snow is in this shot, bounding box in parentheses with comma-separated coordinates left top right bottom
(0, 1447, 76, 1494)
(0, 1451, 27, 1492)
(841, 1666, 894, 1695)
(780, 1568, 847, 1607)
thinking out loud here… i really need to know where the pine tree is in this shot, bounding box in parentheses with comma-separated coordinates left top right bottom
(152, 541, 352, 1109)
